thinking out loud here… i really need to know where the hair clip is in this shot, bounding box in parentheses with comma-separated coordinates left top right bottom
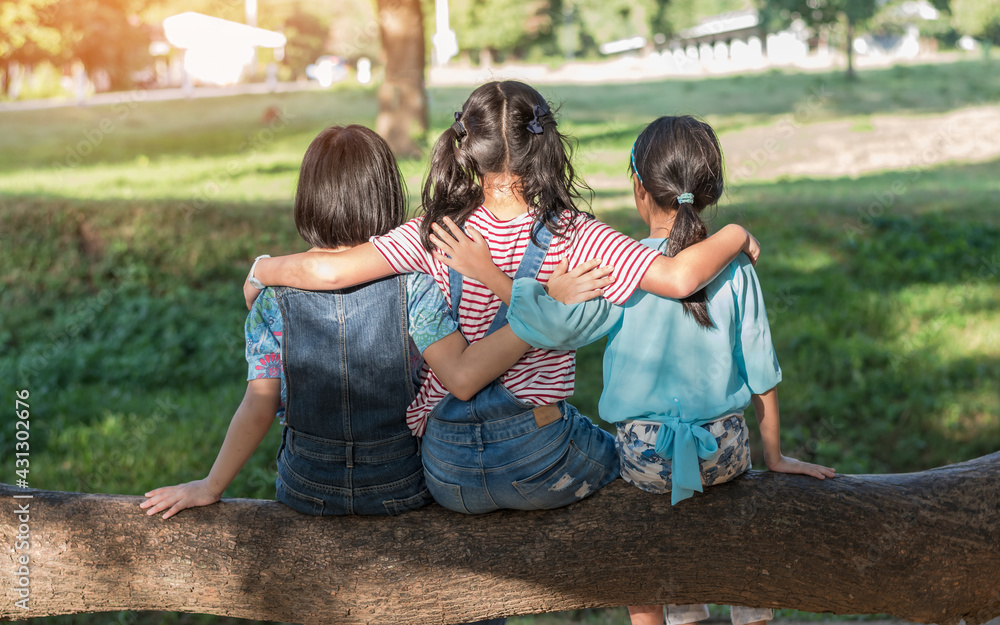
(526, 104, 549, 134)
(451, 111, 467, 138)
(677, 193, 695, 205)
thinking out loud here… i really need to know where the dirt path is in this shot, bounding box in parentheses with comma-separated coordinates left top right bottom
(720, 105, 1000, 183)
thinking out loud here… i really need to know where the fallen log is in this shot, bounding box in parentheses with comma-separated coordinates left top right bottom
(2, 451, 999, 625)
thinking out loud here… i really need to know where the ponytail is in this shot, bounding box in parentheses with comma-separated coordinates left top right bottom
(631, 116, 724, 329)
(665, 201, 712, 328)
(419, 125, 484, 250)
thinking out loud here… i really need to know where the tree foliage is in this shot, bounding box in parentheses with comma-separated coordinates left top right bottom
(1, 0, 151, 90)
(53, 0, 151, 89)
(760, 0, 879, 78)
(450, 0, 550, 55)
(951, 0, 1000, 43)
(0, 0, 62, 66)
(759, 0, 879, 34)
(573, 0, 660, 44)
(282, 7, 331, 79)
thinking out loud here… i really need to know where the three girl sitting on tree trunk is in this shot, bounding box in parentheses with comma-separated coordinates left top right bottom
(142, 80, 834, 625)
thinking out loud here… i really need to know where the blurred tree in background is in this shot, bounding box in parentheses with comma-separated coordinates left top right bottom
(53, 0, 151, 90)
(1, 0, 150, 92)
(759, 0, 879, 79)
(0, 0, 61, 93)
(451, 0, 550, 64)
(951, 0, 1000, 47)
(281, 7, 332, 79)
(376, 0, 427, 156)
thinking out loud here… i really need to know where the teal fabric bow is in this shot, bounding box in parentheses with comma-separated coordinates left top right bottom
(652, 399, 719, 504)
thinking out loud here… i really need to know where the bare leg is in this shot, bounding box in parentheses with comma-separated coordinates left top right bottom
(627, 605, 664, 625)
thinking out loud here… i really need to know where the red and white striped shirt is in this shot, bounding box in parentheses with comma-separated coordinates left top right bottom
(372, 206, 661, 435)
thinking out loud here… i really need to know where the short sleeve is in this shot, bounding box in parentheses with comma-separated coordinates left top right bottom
(406, 273, 459, 353)
(731, 258, 782, 393)
(371, 217, 435, 275)
(245, 289, 283, 380)
(508, 278, 623, 350)
(565, 219, 661, 305)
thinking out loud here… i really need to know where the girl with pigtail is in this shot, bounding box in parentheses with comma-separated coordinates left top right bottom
(439, 115, 835, 625)
(243, 83, 758, 516)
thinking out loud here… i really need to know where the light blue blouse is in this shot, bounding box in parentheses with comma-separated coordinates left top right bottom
(507, 238, 781, 504)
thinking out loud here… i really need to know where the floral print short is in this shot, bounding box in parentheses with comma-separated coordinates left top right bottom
(615, 414, 751, 495)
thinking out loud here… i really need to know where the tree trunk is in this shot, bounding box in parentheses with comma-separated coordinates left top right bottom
(375, 0, 427, 158)
(3, 452, 1000, 625)
(845, 16, 856, 81)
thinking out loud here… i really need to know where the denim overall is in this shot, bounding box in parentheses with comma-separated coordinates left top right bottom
(272, 277, 433, 516)
(421, 224, 620, 514)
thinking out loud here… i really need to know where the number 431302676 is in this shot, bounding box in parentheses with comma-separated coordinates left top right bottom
(15, 389, 30, 481)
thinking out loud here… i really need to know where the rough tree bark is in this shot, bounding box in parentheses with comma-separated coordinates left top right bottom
(3, 452, 999, 625)
(375, 0, 427, 158)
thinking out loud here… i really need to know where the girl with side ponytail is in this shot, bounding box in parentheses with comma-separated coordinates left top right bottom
(444, 115, 836, 625)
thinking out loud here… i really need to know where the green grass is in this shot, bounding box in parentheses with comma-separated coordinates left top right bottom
(2, 58, 999, 625)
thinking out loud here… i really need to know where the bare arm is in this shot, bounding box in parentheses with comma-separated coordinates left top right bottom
(752, 386, 835, 479)
(639, 224, 759, 299)
(423, 326, 531, 401)
(429, 218, 515, 303)
(244, 243, 395, 309)
(141, 378, 281, 518)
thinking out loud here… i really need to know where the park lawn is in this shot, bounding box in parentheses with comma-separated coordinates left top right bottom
(2, 59, 999, 625)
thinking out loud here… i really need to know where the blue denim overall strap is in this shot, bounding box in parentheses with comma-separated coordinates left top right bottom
(272, 276, 431, 516)
(448, 221, 553, 337)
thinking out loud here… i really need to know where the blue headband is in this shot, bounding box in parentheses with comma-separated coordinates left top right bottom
(630, 144, 643, 185)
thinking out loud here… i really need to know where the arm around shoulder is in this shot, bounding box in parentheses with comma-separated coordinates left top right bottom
(245, 243, 395, 308)
(639, 224, 755, 299)
(507, 278, 620, 350)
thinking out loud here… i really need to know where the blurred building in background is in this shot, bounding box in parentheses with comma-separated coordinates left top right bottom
(163, 12, 286, 87)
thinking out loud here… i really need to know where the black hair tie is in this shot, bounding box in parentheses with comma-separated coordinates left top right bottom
(526, 104, 549, 134)
(451, 111, 467, 138)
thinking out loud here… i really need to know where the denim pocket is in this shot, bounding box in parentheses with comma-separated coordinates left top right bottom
(495, 382, 536, 411)
(382, 487, 434, 516)
(512, 439, 607, 509)
(423, 470, 471, 514)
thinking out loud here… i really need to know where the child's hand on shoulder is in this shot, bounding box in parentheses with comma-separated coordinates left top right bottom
(140, 479, 222, 519)
(430, 217, 501, 284)
(766, 454, 836, 480)
(545, 258, 615, 305)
